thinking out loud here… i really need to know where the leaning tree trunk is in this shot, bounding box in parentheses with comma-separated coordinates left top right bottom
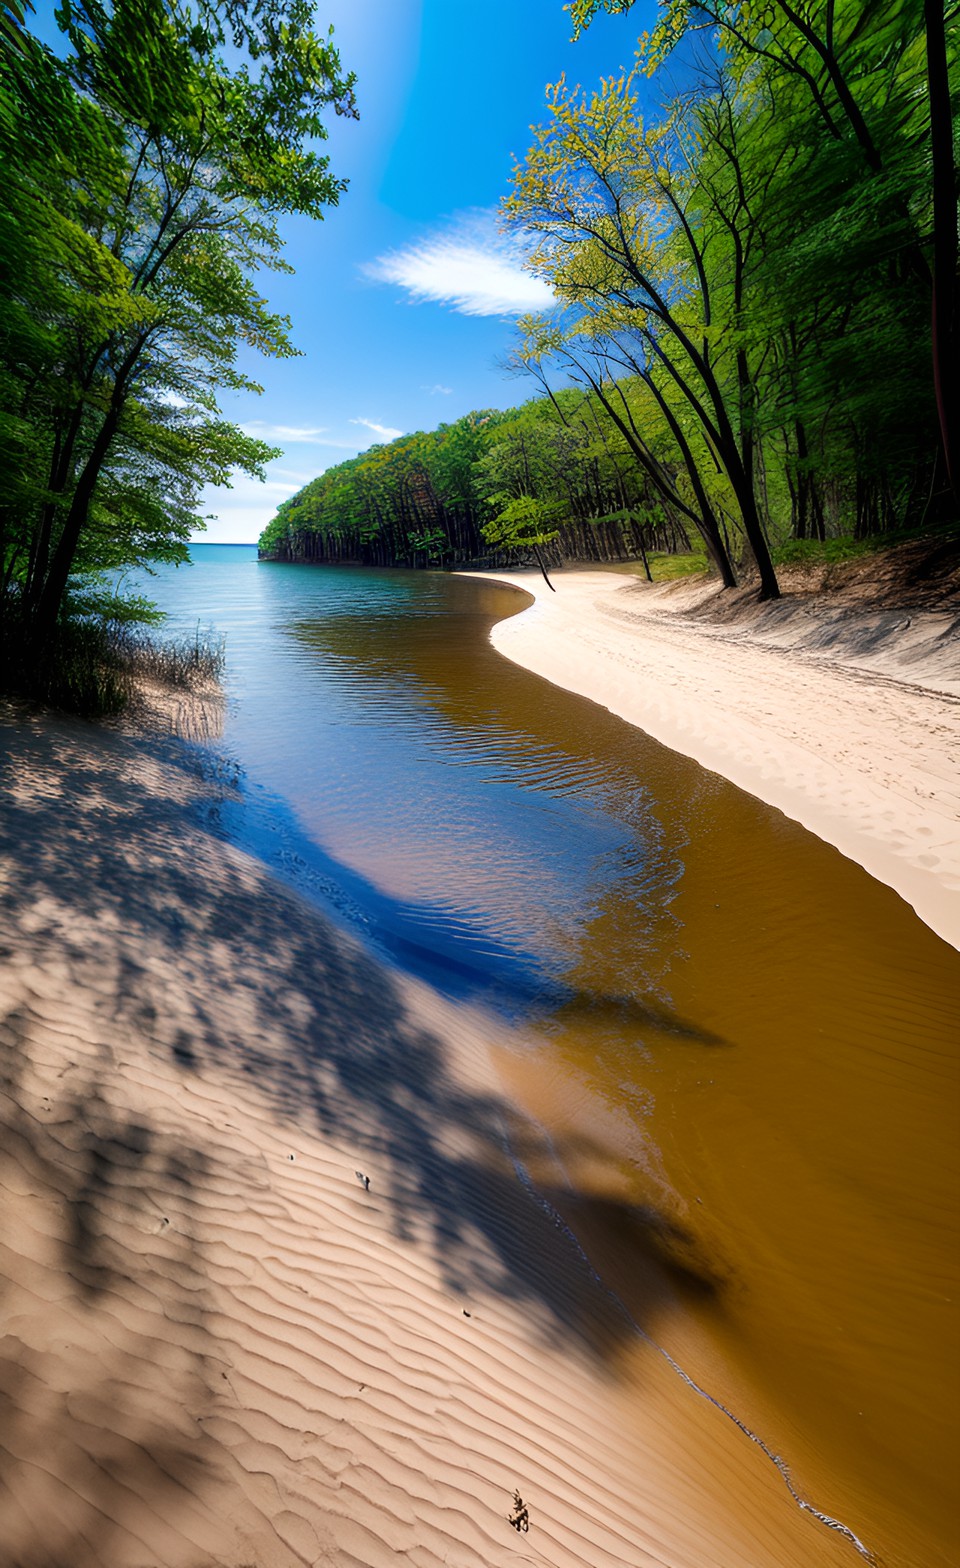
(532, 543, 557, 591)
(30, 399, 124, 642)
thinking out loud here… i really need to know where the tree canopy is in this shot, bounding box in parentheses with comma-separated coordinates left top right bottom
(263, 2, 956, 596)
(0, 0, 355, 656)
(258, 391, 693, 571)
(499, 0, 958, 596)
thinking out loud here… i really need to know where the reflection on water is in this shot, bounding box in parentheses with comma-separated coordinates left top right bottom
(137, 545, 959, 1567)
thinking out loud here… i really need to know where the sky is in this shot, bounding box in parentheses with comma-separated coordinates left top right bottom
(36, 0, 658, 542)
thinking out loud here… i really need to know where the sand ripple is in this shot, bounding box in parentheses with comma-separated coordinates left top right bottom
(1, 708, 862, 1566)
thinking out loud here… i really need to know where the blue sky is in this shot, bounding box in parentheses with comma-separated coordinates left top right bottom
(36, 0, 656, 541)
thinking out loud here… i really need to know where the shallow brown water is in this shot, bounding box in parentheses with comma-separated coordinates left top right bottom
(145, 552, 960, 1566)
(500, 778, 959, 1568)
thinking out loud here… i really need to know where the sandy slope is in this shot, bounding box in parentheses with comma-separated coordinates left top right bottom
(0, 705, 865, 1568)
(479, 570, 960, 951)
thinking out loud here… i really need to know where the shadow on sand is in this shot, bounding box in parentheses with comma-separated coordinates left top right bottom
(0, 708, 722, 1564)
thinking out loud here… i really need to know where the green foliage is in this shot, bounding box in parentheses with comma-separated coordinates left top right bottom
(1, 0, 354, 679)
(0, 615, 130, 714)
(771, 536, 876, 567)
(258, 389, 694, 569)
(64, 581, 165, 627)
(645, 547, 709, 580)
(0, 0, 33, 56)
(507, 0, 960, 597)
(261, 0, 960, 598)
(407, 527, 450, 563)
(0, 607, 225, 716)
(481, 494, 564, 551)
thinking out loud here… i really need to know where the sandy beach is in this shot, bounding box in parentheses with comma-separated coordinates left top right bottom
(1, 567, 957, 1568)
(0, 695, 877, 1568)
(479, 569, 960, 952)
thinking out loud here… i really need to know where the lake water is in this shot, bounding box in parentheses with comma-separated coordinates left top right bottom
(132, 542, 959, 1566)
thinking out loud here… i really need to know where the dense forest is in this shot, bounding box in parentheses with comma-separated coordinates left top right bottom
(257, 389, 695, 581)
(0, 0, 957, 710)
(261, 0, 958, 600)
(0, 0, 354, 703)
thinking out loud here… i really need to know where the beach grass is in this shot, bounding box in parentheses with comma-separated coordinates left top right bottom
(0, 615, 225, 718)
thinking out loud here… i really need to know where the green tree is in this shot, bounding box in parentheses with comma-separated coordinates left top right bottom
(1, 0, 355, 653)
(481, 494, 564, 589)
(570, 0, 959, 516)
(506, 74, 778, 592)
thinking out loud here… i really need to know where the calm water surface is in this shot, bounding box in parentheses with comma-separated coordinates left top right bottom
(134, 543, 959, 1567)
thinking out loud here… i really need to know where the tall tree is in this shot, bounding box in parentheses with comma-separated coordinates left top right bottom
(926, 0, 960, 500)
(1, 0, 356, 646)
(570, 0, 957, 518)
(506, 73, 781, 595)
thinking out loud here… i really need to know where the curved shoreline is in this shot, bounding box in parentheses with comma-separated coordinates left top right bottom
(2, 570, 957, 1566)
(473, 568, 960, 952)
(1, 700, 864, 1568)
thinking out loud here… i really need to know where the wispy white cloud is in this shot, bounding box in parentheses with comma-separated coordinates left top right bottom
(194, 460, 325, 544)
(210, 473, 302, 503)
(351, 416, 404, 441)
(274, 467, 321, 485)
(365, 212, 554, 318)
(242, 421, 358, 449)
(422, 384, 454, 396)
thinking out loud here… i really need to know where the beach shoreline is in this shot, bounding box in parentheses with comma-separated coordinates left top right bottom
(472, 568, 960, 952)
(0, 697, 869, 1568)
(2, 561, 957, 1566)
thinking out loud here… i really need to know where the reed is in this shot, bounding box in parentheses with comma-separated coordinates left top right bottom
(1, 616, 224, 718)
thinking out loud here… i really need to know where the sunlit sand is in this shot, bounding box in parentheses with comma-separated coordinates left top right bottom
(479, 568, 960, 950)
(0, 700, 874, 1568)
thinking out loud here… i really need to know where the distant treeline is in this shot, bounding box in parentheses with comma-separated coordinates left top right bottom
(258, 388, 694, 573)
(262, 0, 958, 596)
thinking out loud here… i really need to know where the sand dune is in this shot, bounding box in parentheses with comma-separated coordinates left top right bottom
(0, 704, 866, 1567)
(479, 570, 960, 951)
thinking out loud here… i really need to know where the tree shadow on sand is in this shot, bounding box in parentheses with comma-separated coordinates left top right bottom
(0, 708, 725, 1562)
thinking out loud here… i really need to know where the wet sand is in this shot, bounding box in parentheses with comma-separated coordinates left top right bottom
(1, 562, 958, 1567)
(472, 567, 960, 1568)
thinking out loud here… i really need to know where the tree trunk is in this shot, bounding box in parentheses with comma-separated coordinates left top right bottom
(30, 399, 124, 640)
(925, 0, 960, 505)
(734, 348, 781, 599)
(533, 543, 556, 591)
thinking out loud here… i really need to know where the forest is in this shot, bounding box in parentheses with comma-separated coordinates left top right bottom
(257, 390, 697, 581)
(0, 0, 957, 708)
(261, 0, 958, 600)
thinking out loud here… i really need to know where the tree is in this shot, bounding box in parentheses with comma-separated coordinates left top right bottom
(512, 318, 738, 584)
(570, 0, 959, 517)
(926, 0, 960, 500)
(0, 0, 32, 56)
(1, 0, 356, 651)
(481, 494, 563, 589)
(506, 73, 781, 595)
(258, 394, 664, 571)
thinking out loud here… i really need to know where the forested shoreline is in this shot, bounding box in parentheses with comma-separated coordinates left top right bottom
(0, 0, 957, 710)
(261, 0, 958, 596)
(257, 390, 697, 577)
